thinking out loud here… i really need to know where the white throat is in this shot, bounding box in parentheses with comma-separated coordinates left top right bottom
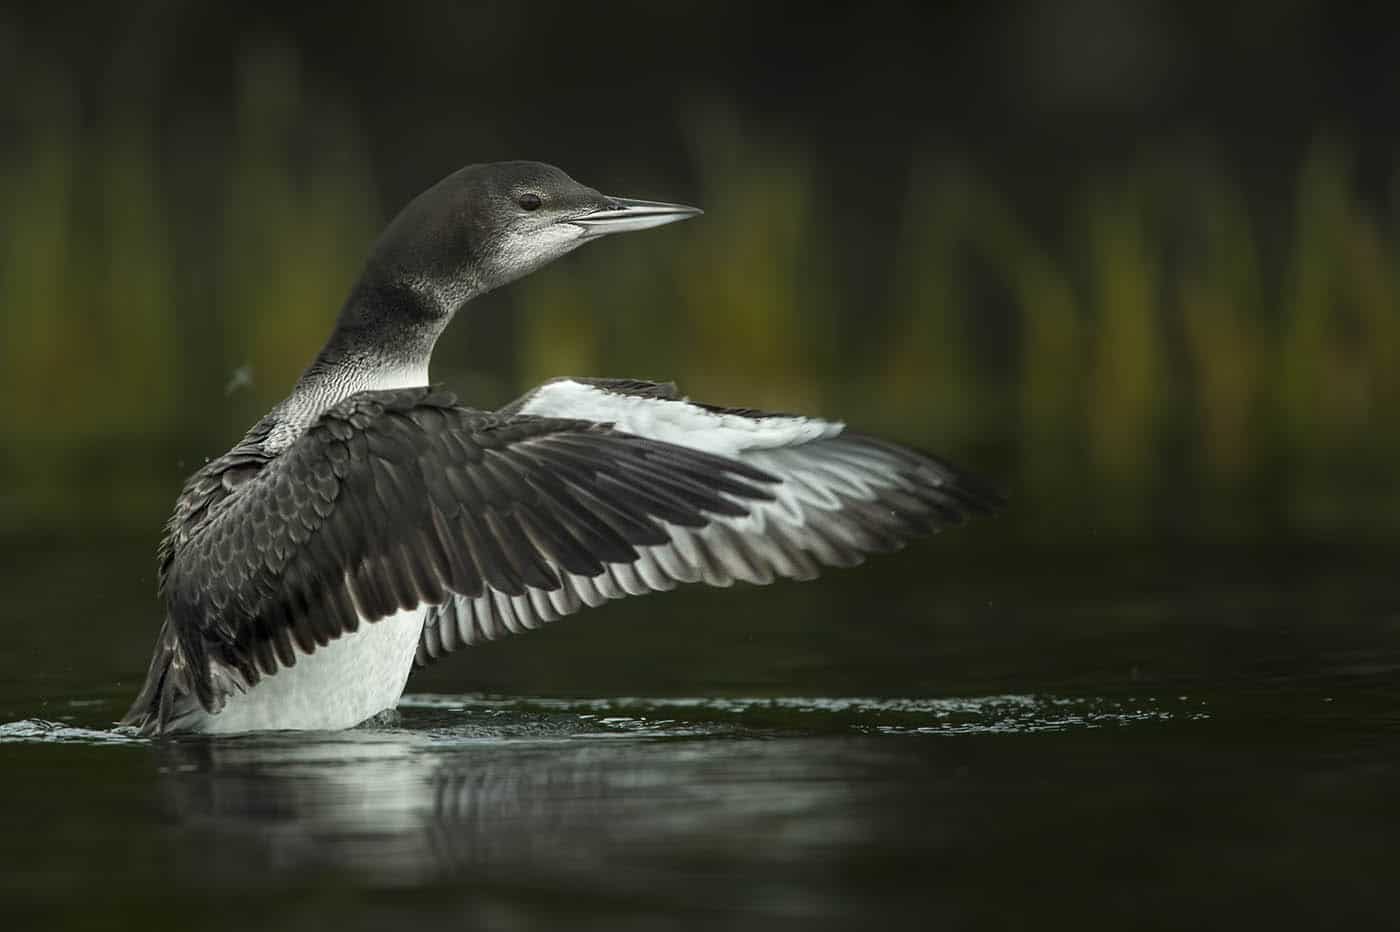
(264, 360, 430, 454)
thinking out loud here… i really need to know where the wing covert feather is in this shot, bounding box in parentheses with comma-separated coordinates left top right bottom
(148, 387, 776, 720)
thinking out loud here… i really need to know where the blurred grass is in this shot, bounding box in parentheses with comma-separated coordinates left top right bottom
(2, 46, 1399, 540)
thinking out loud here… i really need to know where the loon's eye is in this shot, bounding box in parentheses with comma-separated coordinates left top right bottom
(518, 193, 543, 212)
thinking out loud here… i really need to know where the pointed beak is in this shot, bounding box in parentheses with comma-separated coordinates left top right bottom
(570, 196, 703, 238)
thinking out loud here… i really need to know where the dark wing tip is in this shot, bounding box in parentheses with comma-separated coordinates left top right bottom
(927, 458, 1007, 519)
(837, 432, 1006, 523)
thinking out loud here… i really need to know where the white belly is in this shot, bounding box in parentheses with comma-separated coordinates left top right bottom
(195, 607, 427, 734)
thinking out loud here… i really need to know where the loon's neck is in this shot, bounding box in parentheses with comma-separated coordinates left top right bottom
(263, 276, 459, 452)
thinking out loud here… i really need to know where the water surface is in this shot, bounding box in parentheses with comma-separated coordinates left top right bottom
(3, 534, 1398, 930)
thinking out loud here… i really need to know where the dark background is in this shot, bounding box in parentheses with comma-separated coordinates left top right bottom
(3, 0, 1400, 699)
(6, 0, 1400, 540)
(4, 4, 1400, 931)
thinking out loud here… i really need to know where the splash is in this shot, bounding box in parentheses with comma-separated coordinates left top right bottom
(0, 719, 144, 745)
(397, 692, 1209, 736)
(0, 693, 1208, 745)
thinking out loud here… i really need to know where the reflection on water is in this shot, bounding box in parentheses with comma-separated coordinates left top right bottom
(156, 729, 879, 906)
(5, 688, 1400, 929)
(1, 692, 1208, 920)
(6, 693, 1202, 892)
(146, 720, 917, 920)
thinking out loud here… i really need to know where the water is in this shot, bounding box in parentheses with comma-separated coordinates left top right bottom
(3, 532, 1399, 930)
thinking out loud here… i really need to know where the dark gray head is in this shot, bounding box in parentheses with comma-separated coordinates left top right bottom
(348, 161, 699, 323)
(282, 162, 698, 436)
(300, 161, 698, 394)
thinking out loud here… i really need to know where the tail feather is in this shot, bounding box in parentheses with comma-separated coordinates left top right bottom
(120, 618, 215, 736)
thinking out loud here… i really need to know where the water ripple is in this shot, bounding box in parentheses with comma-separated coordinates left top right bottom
(0, 719, 144, 745)
(0, 693, 1208, 745)
(397, 692, 1209, 736)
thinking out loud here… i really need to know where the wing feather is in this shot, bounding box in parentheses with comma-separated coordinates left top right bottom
(123, 386, 776, 733)
(413, 377, 1003, 669)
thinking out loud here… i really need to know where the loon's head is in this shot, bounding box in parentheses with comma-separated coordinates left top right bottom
(361, 160, 701, 317)
(310, 161, 699, 383)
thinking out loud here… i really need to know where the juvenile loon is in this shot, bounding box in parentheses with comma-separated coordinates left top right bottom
(122, 160, 1002, 736)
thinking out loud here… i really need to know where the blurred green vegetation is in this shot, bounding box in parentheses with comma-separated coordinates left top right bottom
(2, 43, 1399, 541)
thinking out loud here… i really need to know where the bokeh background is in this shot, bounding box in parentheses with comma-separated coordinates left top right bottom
(3, 2, 1400, 681)
(6, 2, 1400, 543)
(6, 6, 1400, 929)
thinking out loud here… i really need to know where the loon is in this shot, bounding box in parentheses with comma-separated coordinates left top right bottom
(122, 161, 1002, 736)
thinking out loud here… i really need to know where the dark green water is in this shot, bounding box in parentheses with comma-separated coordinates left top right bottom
(3, 532, 1398, 930)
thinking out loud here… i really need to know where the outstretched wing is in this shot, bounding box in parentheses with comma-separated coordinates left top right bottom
(131, 387, 778, 730)
(417, 378, 1002, 663)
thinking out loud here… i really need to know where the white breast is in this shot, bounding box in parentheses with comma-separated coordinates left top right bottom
(194, 607, 427, 734)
